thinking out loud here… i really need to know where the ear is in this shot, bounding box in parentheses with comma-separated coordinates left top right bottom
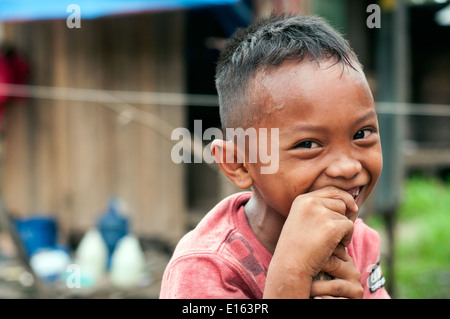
(211, 139, 253, 189)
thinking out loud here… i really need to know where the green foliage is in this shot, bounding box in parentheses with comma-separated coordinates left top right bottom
(366, 176, 450, 299)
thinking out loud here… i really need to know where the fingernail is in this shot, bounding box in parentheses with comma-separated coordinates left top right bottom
(313, 296, 322, 299)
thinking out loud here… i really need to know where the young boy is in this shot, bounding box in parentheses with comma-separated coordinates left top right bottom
(160, 14, 389, 299)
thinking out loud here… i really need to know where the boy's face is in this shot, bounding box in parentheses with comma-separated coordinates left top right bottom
(246, 60, 382, 219)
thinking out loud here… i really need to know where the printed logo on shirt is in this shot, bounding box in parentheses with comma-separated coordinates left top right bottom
(366, 262, 386, 293)
(226, 233, 266, 277)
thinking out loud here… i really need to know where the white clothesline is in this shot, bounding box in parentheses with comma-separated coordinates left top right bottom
(1, 83, 450, 117)
(0, 83, 218, 171)
(0, 83, 219, 107)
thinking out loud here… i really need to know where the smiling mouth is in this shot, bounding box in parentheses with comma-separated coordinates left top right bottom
(346, 186, 363, 202)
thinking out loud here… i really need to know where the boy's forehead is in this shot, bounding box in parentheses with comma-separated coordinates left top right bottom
(253, 60, 367, 98)
(249, 60, 373, 125)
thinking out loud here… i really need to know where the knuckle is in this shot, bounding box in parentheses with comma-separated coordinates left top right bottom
(324, 220, 338, 233)
(344, 219, 355, 232)
(293, 194, 311, 206)
(303, 196, 318, 206)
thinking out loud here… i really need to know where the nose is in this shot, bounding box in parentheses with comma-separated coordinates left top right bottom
(325, 155, 362, 180)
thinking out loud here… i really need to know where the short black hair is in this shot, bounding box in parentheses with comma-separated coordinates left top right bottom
(215, 13, 360, 133)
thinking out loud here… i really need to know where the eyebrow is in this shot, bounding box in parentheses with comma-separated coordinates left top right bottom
(283, 110, 378, 134)
(353, 110, 378, 126)
(355, 110, 378, 129)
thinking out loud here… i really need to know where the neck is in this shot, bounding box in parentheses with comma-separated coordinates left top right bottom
(244, 191, 286, 254)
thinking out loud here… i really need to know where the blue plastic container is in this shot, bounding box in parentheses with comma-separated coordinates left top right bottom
(15, 215, 58, 256)
(97, 196, 129, 268)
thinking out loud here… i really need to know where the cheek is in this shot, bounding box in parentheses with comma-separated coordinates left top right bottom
(372, 148, 383, 179)
(249, 168, 302, 216)
(276, 169, 317, 214)
(289, 169, 317, 196)
(365, 148, 383, 188)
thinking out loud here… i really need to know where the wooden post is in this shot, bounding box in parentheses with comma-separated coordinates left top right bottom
(374, 0, 410, 298)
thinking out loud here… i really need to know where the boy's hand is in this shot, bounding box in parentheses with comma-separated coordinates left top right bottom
(264, 186, 358, 299)
(310, 244, 364, 299)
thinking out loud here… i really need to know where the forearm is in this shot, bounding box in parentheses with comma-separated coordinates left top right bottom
(263, 259, 312, 299)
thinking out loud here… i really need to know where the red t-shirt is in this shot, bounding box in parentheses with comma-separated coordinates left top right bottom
(160, 192, 390, 299)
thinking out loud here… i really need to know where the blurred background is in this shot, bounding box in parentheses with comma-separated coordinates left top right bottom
(0, 0, 448, 299)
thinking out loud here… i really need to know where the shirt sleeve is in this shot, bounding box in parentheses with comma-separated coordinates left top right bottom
(159, 253, 256, 299)
(349, 219, 391, 299)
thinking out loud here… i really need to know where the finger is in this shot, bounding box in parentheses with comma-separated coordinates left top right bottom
(321, 252, 357, 279)
(320, 245, 354, 278)
(318, 206, 354, 247)
(314, 197, 347, 216)
(317, 203, 354, 247)
(309, 186, 359, 215)
(313, 296, 347, 299)
(311, 279, 362, 299)
(332, 243, 350, 261)
(335, 218, 354, 247)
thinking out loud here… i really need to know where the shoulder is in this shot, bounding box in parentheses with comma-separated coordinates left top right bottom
(160, 230, 260, 298)
(160, 192, 259, 298)
(170, 191, 252, 256)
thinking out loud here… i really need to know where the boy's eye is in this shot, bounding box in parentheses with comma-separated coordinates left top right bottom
(295, 140, 321, 149)
(353, 129, 374, 140)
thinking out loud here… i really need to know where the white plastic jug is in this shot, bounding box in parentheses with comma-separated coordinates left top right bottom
(110, 234, 145, 287)
(73, 228, 108, 288)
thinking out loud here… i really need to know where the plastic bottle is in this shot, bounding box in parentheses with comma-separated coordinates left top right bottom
(14, 215, 57, 256)
(97, 196, 129, 268)
(73, 228, 108, 288)
(110, 234, 145, 288)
